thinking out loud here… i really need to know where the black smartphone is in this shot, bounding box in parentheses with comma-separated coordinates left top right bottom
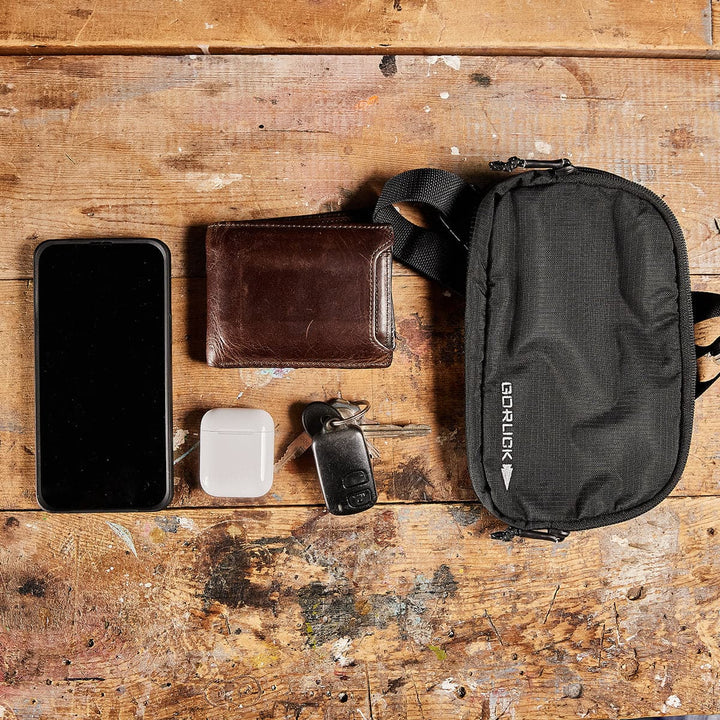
(34, 239, 173, 512)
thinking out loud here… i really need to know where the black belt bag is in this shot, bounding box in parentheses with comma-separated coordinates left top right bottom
(375, 158, 720, 542)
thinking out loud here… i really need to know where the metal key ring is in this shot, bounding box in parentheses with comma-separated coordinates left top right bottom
(324, 400, 370, 430)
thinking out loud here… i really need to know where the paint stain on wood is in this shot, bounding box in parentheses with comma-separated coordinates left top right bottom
(666, 125, 698, 151)
(470, 73, 492, 86)
(18, 578, 46, 597)
(379, 55, 397, 77)
(298, 563, 458, 646)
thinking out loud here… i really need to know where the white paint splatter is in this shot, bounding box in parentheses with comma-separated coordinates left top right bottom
(665, 695, 681, 708)
(177, 517, 195, 530)
(0, 107, 18, 117)
(450, 146, 460, 156)
(205, 22, 214, 29)
(173, 428, 189, 451)
(107, 522, 138, 558)
(427, 56, 461, 71)
(198, 44, 210, 55)
(440, 678, 459, 692)
(331, 637, 355, 667)
(439, 91, 449, 100)
(534, 140, 552, 154)
(173, 441, 199, 465)
(238, 367, 293, 390)
(423, 105, 431, 112)
(259, 367, 293, 379)
(560, 93, 567, 100)
(188, 172, 244, 191)
(357, 711, 368, 720)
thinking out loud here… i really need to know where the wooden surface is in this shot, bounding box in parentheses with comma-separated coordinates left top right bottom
(0, 0, 717, 57)
(1, 274, 720, 512)
(0, 11, 720, 720)
(2, 501, 720, 720)
(2, 55, 720, 280)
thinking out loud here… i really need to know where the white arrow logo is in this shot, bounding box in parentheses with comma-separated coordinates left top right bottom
(501, 464, 513, 489)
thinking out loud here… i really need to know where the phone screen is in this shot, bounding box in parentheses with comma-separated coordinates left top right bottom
(34, 240, 172, 511)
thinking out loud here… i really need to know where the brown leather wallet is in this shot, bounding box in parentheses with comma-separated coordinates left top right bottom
(206, 214, 395, 368)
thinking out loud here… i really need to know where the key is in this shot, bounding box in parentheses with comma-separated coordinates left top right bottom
(301, 401, 377, 515)
(273, 431, 313, 474)
(273, 402, 340, 473)
(359, 423, 432, 439)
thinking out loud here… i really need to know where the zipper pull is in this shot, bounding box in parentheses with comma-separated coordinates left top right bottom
(489, 157, 575, 174)
(491, 526, 570, 543)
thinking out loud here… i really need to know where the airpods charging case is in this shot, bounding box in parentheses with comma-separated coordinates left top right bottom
(200, 408, 274, 498)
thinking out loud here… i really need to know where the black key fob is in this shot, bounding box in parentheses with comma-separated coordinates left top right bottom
(301, 402, 377, 516)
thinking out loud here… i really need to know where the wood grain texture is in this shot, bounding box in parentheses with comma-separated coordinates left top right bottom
(0, 0, 715, 57)
(0, 499, 718, 719)
(2, 275, 719, 510)
(0, 55, 719, 279)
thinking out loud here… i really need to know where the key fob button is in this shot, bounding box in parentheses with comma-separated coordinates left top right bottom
(348, 490, 372, 508)
(342, 470, 367, 488)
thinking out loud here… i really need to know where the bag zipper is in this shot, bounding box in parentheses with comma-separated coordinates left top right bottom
(489, 156, 575, 173)
(490, 526, 570, 543)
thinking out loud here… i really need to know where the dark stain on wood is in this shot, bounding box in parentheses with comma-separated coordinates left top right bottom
(393, 457, 433, 501)
(5, 515, 19, 528)
(298, 563, 457, 646)
(18, 578, 46, 597)
(470, 72, 492, 86)
(201, 535, 287, 611)
(448, 504, 485, 527)
(162, 152, 206, 171)
(380, 55, 397, 77)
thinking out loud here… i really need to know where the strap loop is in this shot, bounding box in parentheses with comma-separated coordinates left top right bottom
(373, 168, 478, 295)
(693, 291, 720, 397)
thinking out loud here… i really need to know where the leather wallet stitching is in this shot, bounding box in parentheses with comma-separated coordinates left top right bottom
(367, 240, 394, 355)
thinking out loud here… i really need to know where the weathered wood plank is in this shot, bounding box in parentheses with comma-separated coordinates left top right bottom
(2, 275, 719, 510)
(0, 56, 719, 279)
(0, 0, 715, 57)
(0, 499, 718, 719)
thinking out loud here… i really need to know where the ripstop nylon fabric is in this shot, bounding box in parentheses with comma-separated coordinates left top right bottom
(375, 163, 711, 533)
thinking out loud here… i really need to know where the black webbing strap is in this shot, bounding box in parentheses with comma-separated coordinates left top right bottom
(692, 291, 720, 397)
(375, 169, 720, 399)
(372, 168, 478, 295)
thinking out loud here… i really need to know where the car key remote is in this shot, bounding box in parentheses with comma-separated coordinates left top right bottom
(301, 401, 377, 515)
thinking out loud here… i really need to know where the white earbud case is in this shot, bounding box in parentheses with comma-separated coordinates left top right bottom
(200, 408, 274, 498)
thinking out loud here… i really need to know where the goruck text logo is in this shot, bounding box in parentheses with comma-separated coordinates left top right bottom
(501, 382, 514, 489)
